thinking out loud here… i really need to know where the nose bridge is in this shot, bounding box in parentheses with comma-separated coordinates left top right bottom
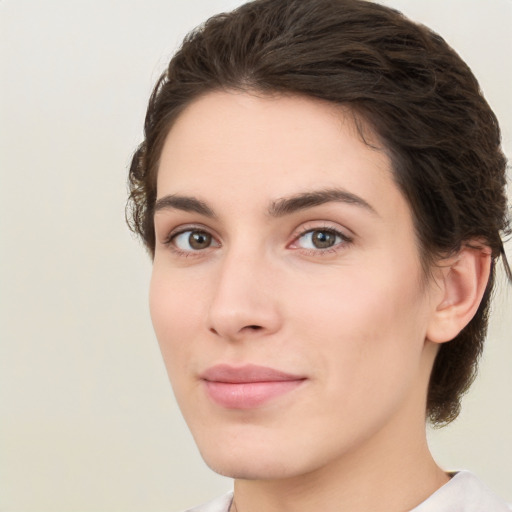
(207, 241, 280, 339)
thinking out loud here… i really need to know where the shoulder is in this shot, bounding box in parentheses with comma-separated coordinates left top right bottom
(181, 491, 234, 512)
(412, 471, 511, 512)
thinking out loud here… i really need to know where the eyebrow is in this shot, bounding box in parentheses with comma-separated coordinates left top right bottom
(153, 187, 377, 218)
(153, 194, 216, 217)
(268, 188, 378, 217)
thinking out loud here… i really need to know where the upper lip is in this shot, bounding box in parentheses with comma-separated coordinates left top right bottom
(200, 364, 305, 383)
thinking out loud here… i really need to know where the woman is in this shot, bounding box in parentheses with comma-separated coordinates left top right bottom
(127, 0, 511, 510)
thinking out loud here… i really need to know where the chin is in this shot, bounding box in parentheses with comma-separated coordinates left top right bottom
(192, 425, 327, 481)
(201, 450, 300, 481)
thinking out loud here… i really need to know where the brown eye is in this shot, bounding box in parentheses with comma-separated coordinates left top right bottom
(311, 230, 337, 248)
(189, 231, 212, 249)
(172, 230, 215, 251)
(294, 228, 346, 251)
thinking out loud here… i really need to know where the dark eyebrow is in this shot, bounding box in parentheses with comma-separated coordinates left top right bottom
(269, 188, 378, 217)
(153, 188, 377, 219)
(153, 194, 216, 218)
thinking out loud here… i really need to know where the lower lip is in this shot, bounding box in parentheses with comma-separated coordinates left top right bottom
(203, 380, 305, 409)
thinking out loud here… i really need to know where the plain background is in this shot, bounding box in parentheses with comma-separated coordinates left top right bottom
(1, 1, 510, 510)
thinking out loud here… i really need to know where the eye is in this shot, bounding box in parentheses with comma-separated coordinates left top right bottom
(293, 228, 348, 251)
(171, 229, 218, 252)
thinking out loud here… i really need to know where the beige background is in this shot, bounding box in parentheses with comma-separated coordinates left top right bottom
(1, 1, 510, 510)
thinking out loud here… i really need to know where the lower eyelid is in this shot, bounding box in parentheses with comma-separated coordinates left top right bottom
(164, 226, 211, 242)
(291, 227, 351, 248)
(162, 225, 350, 255)
(165, 228, 221, 254)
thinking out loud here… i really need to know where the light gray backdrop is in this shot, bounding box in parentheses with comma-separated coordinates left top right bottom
(1, 1, 510, 510)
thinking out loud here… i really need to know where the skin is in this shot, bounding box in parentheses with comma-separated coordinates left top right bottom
(150, 91, 489, 512)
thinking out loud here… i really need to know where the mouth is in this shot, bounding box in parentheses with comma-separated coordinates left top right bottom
(200, 364, 307, 409)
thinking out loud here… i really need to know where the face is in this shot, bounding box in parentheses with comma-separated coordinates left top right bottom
(150, 91, 440, 480)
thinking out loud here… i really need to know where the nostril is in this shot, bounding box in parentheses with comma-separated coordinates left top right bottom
(247, 325, 262, 330)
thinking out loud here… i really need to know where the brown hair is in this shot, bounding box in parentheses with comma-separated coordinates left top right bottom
(127, 0, 510, 425)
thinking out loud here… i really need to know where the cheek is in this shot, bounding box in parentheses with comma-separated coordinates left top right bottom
(148, 266, 204, 371)
(293, 264, 426, 337)
(289, 262, 429, 393)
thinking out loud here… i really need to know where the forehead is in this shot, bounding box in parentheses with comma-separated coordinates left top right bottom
(156, 90, 407, 223)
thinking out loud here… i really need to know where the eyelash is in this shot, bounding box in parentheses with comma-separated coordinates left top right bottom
(163, 224, 352, 258)
(163, 225, 218, 258)
(291, 225, 353, 256)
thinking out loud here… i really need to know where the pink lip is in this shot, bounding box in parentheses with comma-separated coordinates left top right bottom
(200, 364, 306, 409)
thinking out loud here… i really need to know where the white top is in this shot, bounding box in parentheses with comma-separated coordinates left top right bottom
(183, 471, 510, 512)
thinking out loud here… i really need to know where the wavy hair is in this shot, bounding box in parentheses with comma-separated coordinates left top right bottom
(127, 0, 510, 425)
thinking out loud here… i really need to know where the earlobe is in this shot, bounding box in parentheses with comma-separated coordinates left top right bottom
(426, 246, 491, 344)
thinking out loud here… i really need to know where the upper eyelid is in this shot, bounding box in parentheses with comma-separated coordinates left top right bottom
(291, 221, 353, 240)
(159, 220, 353, 249)
(162, 223, 218, 242)
(295, 225, 344, 236)
(291, 228, 350, 246)
(164, 223, 348, 238)
(163, 227, 220, 256)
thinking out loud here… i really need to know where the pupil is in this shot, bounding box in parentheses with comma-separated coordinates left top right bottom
(190, 232, 210, 249)
(313, 230, 334, 248)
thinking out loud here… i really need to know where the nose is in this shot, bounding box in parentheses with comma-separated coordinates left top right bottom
(207, 248, 282, 341)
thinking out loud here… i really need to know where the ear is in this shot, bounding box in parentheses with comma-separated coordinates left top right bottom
(426, 245, 491, 344)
